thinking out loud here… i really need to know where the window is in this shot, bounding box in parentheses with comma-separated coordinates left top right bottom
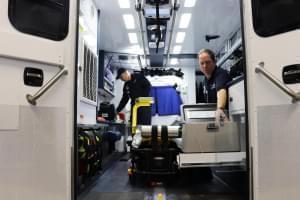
(83, 45, 97, 103)
(252, 0, 300, 37)
(9, 0, 69, 41)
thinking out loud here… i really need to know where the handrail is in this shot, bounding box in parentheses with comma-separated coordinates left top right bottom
(255, 62, 300, 103)
(26, 67, 68, 105)
(166, 0, 179, 66)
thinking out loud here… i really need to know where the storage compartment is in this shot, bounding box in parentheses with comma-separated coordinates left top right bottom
(182, 122, 240, 153)
(181, 104, 241, 153)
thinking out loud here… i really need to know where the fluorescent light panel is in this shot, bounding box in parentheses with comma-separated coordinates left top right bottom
(176, 32, 186, 43)
(128, 33, 138, 44)
(184, 0, 196, 7)
(84, 34, 97, 48)
(79, 16, 86, 32)
(123, 14, 135, 29)
(179, 13, 192, 29)
(173, 45, 182, 53)
(128, 45, 143, 54)
(170, 58, 178, 65)
(118, 0, 130, 8)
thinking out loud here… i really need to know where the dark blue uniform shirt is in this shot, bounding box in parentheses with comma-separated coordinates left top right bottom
(116, 73, 151, 112)
(116, 73, 152, 125)
(203, 67, 230, 103)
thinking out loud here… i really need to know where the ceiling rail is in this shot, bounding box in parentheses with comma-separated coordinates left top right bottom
(136, 0, 148, 67)
(165, 0, 179, 66)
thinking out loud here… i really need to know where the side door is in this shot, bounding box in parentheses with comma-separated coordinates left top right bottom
(242, 1, 300, 200)
(0, 1, 77, 200)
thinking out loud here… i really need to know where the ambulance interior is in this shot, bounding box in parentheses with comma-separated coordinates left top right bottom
(76, 0, 248, 199)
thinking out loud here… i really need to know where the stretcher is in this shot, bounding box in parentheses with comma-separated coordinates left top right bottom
(128, 98, 246, 184)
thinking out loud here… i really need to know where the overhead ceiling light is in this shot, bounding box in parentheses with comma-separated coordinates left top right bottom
(84, 34, 97, 48)
(173, 45, 182, 54)
(179, 13, 192, 29)
(128, 33, 138, 44)
(118, 0, 130, 8)
(170, 58, 179, 65)
(184, 0, 196, 7)
(176, 32, 186, 43)
(150, 34, 156, 41)
(147, 24, 166, 31)
(79, 16, 88, 32)
(128, 45, 143, 55)
(123, 14, 135, 29)
(149, 42, 165, 48)
(144, 8, 171, 19)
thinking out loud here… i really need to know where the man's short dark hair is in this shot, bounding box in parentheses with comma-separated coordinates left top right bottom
(116, 68, 127, 79)
(198, 49, 216, 63)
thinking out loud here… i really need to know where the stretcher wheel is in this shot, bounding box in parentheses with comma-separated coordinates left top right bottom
(128, 167, 136, 185)
(191, 167, 213, 182)
(128, 173, 136, 185)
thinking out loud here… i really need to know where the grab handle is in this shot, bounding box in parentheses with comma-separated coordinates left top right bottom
(255, 62, 300, 103)
(26, 67, 68, 105)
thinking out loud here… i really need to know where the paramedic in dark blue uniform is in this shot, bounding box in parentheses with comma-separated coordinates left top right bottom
(116, 68, 152, 125)
(197, 49, 231, 181)
(198, 49, 231, 122)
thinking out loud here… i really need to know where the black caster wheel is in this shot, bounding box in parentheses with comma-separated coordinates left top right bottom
(128, 168, 136, 185)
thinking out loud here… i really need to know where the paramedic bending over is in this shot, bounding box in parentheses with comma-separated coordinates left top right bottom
(198, 49, 230, 122)
(116, 68, 152, 125)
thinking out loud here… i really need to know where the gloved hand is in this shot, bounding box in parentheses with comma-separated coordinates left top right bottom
(118, 112, 126, 121)
(215, 108, 228, 126)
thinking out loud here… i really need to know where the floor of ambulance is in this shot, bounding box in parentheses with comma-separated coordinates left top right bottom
(78, 154, 248, 200)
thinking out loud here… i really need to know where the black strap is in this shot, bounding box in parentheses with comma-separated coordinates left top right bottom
(161, 126, 168, 150)
(178, 126, 183, 138)
(151, 125, 158, 151)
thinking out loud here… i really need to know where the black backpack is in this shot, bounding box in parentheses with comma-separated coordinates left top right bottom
(98, 102, 116, 121)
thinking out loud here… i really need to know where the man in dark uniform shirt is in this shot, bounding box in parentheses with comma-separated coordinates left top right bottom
(116, 68, 152, 125)
(197, 49, 231, 180)
(198, 49, 231, 122)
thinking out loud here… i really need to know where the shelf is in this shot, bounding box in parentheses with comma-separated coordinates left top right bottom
(77, 123, 108, 130)
(97, 121, 126, 126)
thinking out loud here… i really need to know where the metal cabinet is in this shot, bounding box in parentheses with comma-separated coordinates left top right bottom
(228, 78, 245, 115)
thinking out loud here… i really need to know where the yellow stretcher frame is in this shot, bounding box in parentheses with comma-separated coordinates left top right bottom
(131, 97, 153, 134)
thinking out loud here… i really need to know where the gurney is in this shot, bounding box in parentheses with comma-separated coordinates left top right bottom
(128, 98, 246, 184)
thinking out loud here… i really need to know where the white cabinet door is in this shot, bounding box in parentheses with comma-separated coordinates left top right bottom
(229, 79, 245, 115)
(243, 1, 300, 200)
(0, 1, 77, 200)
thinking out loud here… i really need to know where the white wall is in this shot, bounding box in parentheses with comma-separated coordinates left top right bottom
(77, 0, 98, 125)
(181, 63, 196, 104)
